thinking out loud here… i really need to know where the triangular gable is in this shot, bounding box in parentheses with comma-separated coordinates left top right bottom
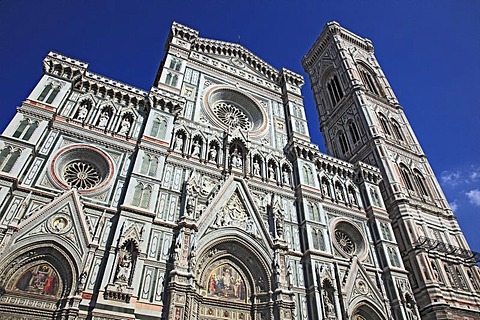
(344, 257, 384, 307)
(196, 176, 273, 249)
(9, 189, 92, 260)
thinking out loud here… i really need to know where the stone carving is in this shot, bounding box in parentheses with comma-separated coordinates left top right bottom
(323, 293, 336, 319)
(253, 159, 261, 176)
(175, 133, 184, 151)
(268, 163, 275, 180)
(213, 192, 253, 233)
(119, 118, 131, 135)
(76, 104, 88, 121)
(272, 195, 285, 238)
(98, 111, 109, 128)
(208, 145, 217, 162)
(115, 248, 133, 283)
(282, 168, 290, 185)
(230, 146, 243, 168)
(192, 139, 201, 157)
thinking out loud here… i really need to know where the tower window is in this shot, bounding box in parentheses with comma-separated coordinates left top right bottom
(378, 113, 391, 136)
(400, 165, 414, 191)
(348, 121, 360, 144)
(413, 170, 429, 197)
(359, 69, 379, 95)
(326, 75, 344, 106)
(391, 119, 404, 141)
(338, 132, 349, 154)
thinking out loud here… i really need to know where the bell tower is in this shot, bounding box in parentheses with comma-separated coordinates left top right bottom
(302, 22, 480, 319)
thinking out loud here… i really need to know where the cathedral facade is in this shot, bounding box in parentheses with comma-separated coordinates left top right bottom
(0, 21, 478, 320)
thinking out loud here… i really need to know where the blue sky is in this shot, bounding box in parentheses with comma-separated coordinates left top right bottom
(0, 1, 479, 250)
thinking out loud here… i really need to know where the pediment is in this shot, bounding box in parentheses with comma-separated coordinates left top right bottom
(196, 176, 273, 249)
(344, 257, 384, 307)
(9, 189, 92, 260)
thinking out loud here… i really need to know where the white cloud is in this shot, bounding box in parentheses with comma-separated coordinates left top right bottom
(441, 170, 462, 187)
(449, 200, 460, 212)
(466, 189, 480, 206)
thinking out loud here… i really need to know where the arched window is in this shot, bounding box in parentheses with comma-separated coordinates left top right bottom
(132, 183, 152, 209)
(0, 147, 20, 173)
(37, 83, 53, 101)
(413, 169, 429, 197)
(400, 165, 414, 191)
(22, 121, 38, 140)
(165, 73, 178, 87)
(326, 75, 344, 106)
(169, 58, 182, 71)
(148, 157, 158, 176)
(13, 120, 29, 138)
(391, 119, 404, 141)
(302, 165, 314, 185)
(45, 85, 60, 104)
(338, 132, 349, 154)
(348, 121, 360, 144)
(378, 113, 391, 136)
(358, 65, 380, 96)
(140, 155, 158, 177)
(140, 185, 152, 209)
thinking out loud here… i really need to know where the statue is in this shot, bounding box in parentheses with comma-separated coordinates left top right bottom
(119, 118, 131, 135)
(208, 145, 217, 162)
(348, 188, 356, 204)
(230, 147, 242, 168)
(98, 111, 109, 128)
(282, 168, 290, 185)
(324, 294, 336, 319)
(116, 250, 132, 283)
(192, 140, 201, 157)
(253, 159, 261, 176)
(175, 133, 184, 151)
(76, 104, 88, 121)
(268, 164, 275, 180)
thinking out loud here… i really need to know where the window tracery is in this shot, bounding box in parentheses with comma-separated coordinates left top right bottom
(213, 102, 252, 131)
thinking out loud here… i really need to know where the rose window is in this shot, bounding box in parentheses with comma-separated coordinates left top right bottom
(335, 230, 355, 255)
(49, 144, 114, 193)
(213, 102, 252, 130)
(203, 86, 267, 134)
(63, 160, 101, 189)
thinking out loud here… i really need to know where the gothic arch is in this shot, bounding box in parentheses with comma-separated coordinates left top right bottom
(0, 240, 81, 318)
(350, 301, 386, 320)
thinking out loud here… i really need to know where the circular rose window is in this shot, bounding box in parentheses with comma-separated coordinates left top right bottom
(331, 220, 367, 258)
(204, 86, 267, 135)
(50, 145, 114, 193)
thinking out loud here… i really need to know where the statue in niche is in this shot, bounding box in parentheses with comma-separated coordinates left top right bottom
(348, 188, 356, 204)
(323, 293, 336, 319)
(406, 301, 418, 320)
(253, 159, 261, 176)
(230, 147, 242, 168)
(273, 197, 285, 238)
(98, 111, 109, 128)
(119, 118, 131, 135)
(208, 145, 217, 162)
(116, 249, 133, 283)
(268, 163, 275, 180)
(431, 262, 440, 281)
(322, 181, 330, 197)
(335, 184, 343, 201)
(175, 133, 184, 151)
(76, 104, 88, 121)
(174, 230, 184, 263)
(192, 140, 201, 157)
(282, 168, 290, 185)
(189, 235, 197, 271)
